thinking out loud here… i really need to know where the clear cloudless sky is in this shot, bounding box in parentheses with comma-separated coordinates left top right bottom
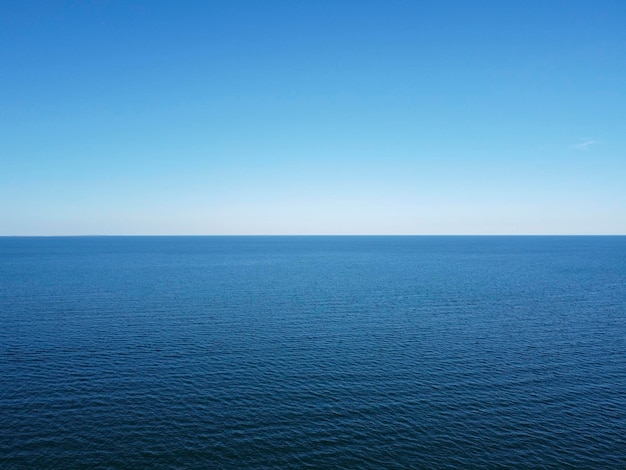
(1, 0, 625, 235)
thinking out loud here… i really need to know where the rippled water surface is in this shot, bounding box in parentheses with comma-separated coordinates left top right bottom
(1, 236, 625, 468)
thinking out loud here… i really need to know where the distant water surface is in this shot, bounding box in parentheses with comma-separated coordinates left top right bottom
(1, 236, 625, 468)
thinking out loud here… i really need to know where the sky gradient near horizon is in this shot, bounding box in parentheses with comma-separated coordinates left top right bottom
(2, 1, 625, 235)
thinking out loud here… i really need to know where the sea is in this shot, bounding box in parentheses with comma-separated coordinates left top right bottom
(1, 236, 625, 468)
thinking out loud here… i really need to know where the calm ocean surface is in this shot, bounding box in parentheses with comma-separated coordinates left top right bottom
(1, 236, 625, 468)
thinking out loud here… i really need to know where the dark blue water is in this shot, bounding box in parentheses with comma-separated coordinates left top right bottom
(1, 236, 625, 468)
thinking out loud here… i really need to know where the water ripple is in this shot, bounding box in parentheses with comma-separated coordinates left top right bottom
(1, 236, 625, 468)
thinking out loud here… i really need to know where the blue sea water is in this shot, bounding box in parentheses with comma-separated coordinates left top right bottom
(1, 236, 625, 468)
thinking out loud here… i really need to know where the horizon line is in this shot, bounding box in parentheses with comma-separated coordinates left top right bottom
(1, 234, 625, 238)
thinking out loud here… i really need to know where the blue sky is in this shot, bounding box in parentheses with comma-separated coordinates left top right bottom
(1, 0, 625, 235)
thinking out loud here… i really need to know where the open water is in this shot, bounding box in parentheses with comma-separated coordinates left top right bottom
(1, 236, 625, 468)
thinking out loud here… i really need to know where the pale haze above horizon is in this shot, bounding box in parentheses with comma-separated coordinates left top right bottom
(1, 1, 625, 235)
